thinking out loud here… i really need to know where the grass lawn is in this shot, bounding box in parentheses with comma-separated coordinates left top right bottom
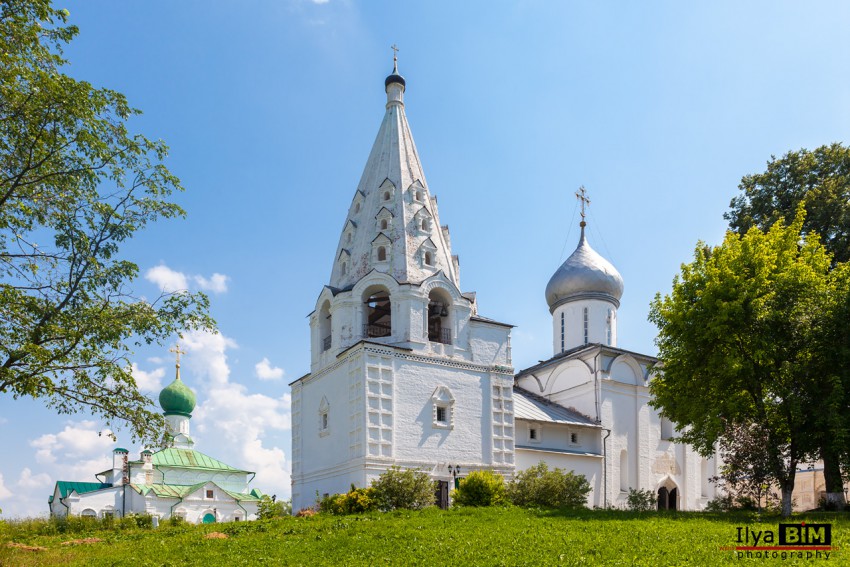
(1, 507, 846, 566)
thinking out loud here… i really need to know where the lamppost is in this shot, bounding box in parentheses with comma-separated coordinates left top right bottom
(448, 464, 461, 487)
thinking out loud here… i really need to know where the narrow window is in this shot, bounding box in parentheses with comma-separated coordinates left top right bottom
(620, 450, 628, 492)
(383, 191, 390, 201)
(583, 307, 589, 344)
(346, 232, 352, 244)
(380, 219, 388, 230)
(421, 218, 428, 231)
(235, 516, 241, 522)
(560, 312, 565, 353)
(529, 427, 538, 441)
(606, 309, 613, 346)
(416, 190, 423, 201)
(322, 412, 328, 430)
(424, 251, 433, 266)
(436, 406, 447, 423)
(570, 432, 578, 444)
(340, 262, 347, 276)
(377, 246, 386, 261)
(354, 202, 360, 214)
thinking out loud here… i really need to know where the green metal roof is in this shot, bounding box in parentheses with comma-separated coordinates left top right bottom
(151, 448, 251, 473)
(54, 481, 112, 499)
(129, 482, 262, 502)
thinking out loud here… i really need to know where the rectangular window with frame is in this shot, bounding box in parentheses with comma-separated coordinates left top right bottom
(570, 432, 579, 444)
(583, 308, 589, 344)
(206, 489, 214, 499)
(436, 406, 447, 423)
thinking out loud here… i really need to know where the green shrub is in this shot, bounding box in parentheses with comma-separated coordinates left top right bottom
(167, 514, 187, 527)
(452, 470, 507, 507)
(258, 496, 292, 519)
(507, 462, 591, 509)
(318, 486, 378, 515)
(370, 466, 435, 511)
(626, 488, 656, 512)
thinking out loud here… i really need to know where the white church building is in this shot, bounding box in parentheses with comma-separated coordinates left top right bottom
(49, 354, 264, 523)
(289, 57, 718, 512)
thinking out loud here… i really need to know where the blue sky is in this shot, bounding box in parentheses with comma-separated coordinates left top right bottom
(1, 1, 848, 517)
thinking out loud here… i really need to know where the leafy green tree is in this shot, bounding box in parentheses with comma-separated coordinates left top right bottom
(507, 461, 591, 509)
(452, 470, 507, 507)
(0, 0, 213, 443)
(257, 496, 292, 519)
(725, 143, 850, 264)
(369, 466, 435, 511)
(649, 211, 832, 517)
(725, 144, 850, 505)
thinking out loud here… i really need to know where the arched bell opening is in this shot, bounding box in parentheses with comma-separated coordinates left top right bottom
(427, 289, 452, 345)
(319, 300, 332, 352)
(363, 287, 392, 339)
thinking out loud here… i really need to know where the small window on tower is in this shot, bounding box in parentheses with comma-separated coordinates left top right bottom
(380, 219, 388, 230)
(377, 246, 387, 262)
(346, 232, 352, 244)
(354, 202, 361, 214)
(583, 307, 589, 345)
(424, 251, 433, 266)
(340, 262, 347, 276)
(383, 191, 390, 201)
(421, 218, 429, 231)
(206, 489, 214, 499)
(570, 432, 579, 444)
(529, 427, 540, 442)
(436, 406, 447, 423)
(416, 190, 423, 201)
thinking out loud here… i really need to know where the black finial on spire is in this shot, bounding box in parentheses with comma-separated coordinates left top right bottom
(576, 186, 590, 238)
(385, 44, 406, 90)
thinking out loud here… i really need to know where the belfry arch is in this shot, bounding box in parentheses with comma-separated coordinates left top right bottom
(363, 286, 392, 338)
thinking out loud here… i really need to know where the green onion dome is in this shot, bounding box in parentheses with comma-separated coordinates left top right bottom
(159, 375, 196, 417)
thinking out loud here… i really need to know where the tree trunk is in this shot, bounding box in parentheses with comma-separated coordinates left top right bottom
(821, 452, 846, 508)
(779, 467, 796, 518)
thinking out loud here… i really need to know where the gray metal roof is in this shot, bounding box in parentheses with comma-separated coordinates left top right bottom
(513, 387, 600, 427)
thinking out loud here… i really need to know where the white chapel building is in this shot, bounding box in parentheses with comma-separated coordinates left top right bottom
(290, 58, 718, 512)
(49, 356, 264, 522)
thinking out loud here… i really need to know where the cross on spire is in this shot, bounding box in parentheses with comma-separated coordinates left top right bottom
(169, 344, 186, 368)
(575, 186, 590, 227)
(391, 44, 399, 72)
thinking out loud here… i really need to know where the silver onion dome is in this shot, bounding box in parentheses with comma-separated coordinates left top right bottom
(545, 226, 624, 312)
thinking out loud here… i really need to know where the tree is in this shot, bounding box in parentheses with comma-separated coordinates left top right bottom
(649, 211, 832, 517)
(725, 144, 850, 506)
(257, 496, 292, 519)
(725, 143, 850, 264)
(0, 1, 213, 443)
(712, 421, 784, 513)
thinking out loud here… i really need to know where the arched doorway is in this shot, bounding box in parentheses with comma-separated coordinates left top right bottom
(657, 485, 678, 511)
(202, 513, 216, 524)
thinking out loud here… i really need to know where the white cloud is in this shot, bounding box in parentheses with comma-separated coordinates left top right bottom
(255, 357, 285, 381)
(194, 273, 229, 293)
(181, 329, 237, 386)
(17, 468, 51, 490)
(182, 329, 291, 499)
(311, 0, 330, 4)
(0, 473, 11, 500)
(30, 421, 115, 465)
(145, 264, 188, 293)
(145, 264, 230, 295)
(131, 363, 166, 392)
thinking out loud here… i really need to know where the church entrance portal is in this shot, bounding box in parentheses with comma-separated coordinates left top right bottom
(657, 486, 678, 511)
(435, 480, 450, 509)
